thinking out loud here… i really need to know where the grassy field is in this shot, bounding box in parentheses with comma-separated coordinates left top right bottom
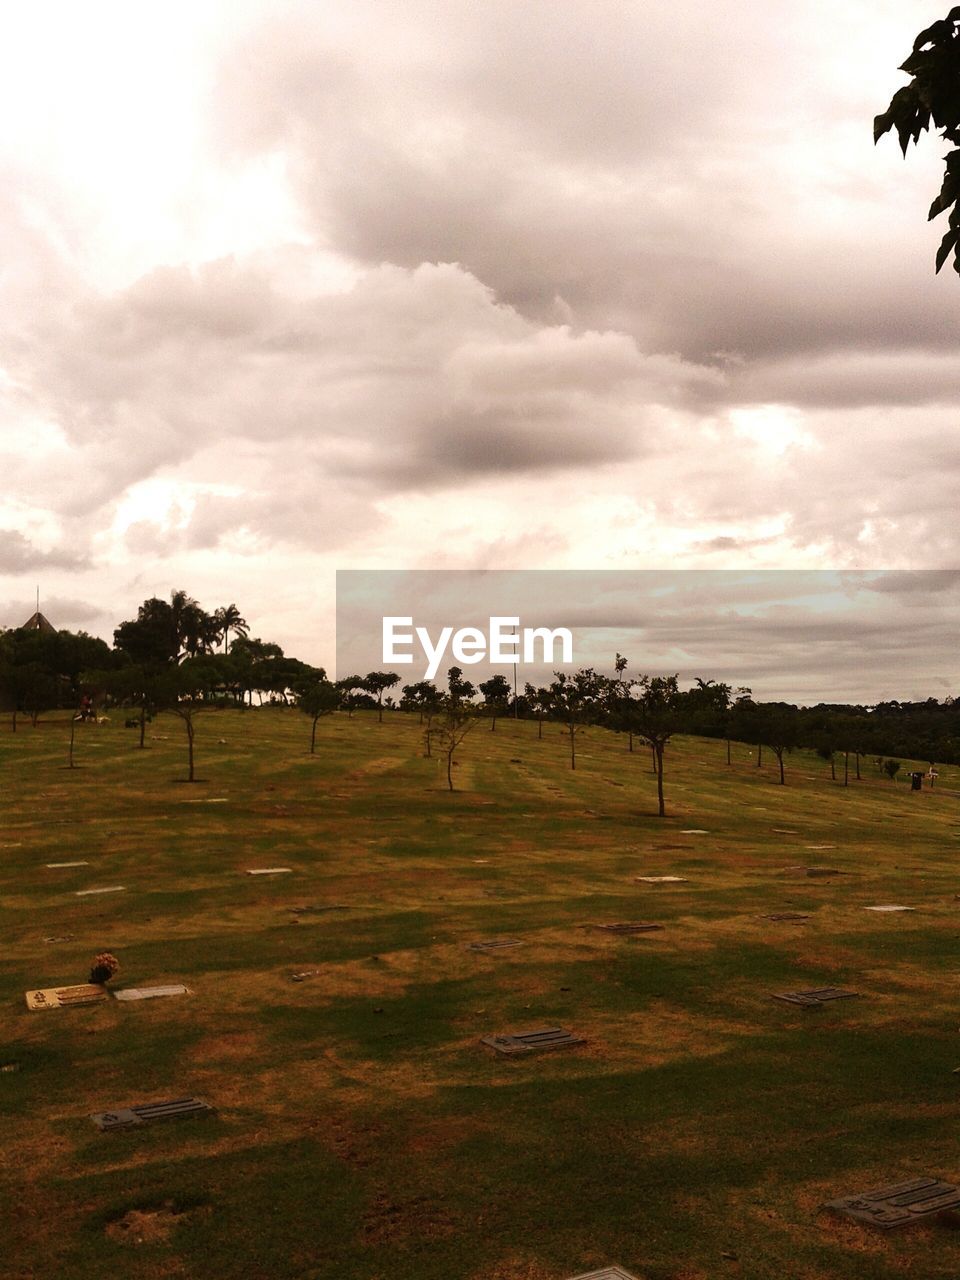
(3, 708, 960, 1280)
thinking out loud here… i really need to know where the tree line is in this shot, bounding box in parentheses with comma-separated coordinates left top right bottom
(2, 593, 957, 801)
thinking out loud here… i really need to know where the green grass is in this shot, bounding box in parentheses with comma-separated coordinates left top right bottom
(3, 708, 960, 1278)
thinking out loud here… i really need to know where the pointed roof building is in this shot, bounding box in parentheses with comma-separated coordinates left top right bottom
(19, 611, 57, 635)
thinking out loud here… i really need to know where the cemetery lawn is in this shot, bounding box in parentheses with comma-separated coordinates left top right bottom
(4, 709, 960, 1279)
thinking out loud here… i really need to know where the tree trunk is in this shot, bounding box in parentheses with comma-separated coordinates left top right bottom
(830, 755, 835, 781)
(378, 696, 383, 725)
(569, 724, 576, 770)
(777, 750, 785, 785)
(446, 748, 454, 791)
(650, 744, 656, 774)
(757, 742, 763, 767)
(11, 710, 16, 732)
(310, 716, 318, 754)
(537, 714, 543, 740)
(139, 703, 147, 748)
(186, 718, 195, 782)
(68, 716, 76, 769)
(628, 731, 634, 753)
(490, 715, 496, 731)
(855, 752, 861, 781)
(655, 743, 665, 817)
(726, 738, 731, 765)
(844, 751, 849, 786)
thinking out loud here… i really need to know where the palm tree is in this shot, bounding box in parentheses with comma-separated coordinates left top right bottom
(216, 603, 249, 652)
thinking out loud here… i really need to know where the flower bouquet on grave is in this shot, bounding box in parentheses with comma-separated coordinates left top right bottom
(88, 952, 120, 986)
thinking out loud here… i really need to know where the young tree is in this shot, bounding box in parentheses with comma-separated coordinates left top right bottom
(875, 9, 960, 275)
(614, 674, 682, 818)
(761, 704, 799, 786)
(157, 656, 228, 782)
(478, 674, 511, 731)
(613, 653, 637, 752)
(446, 666, 476, 706)
(524, 681, 550, 740)
(400, 680, 440, 725)
(884, 758, 902, 782)
(363, 671, 400, 724)
(547, 668, 606, 770)
(296, 674, 340, 753)
(426, 698, 478, 791)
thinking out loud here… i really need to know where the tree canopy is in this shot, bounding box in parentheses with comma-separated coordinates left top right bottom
(875, 8, 960, 273)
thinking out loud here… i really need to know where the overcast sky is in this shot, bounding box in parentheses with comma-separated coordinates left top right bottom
(1, 2, 958, 693)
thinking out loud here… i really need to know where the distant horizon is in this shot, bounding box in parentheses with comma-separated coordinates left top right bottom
(7, 567, 960, 708)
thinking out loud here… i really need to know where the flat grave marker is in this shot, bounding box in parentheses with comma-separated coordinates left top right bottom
(46, 861, 89, 868)
(772, 828, 798, 835)
(782, 866, 843, 878)
(113, 985, 190, 1002)
(824, 1176, 960, 1230)
(589, 922, 664, 934)
(635, 875, 688, 883)
(26, 984, 110, 1010)
(42, 934, 75, 944)
(864, 904, 915, 913)
(806, 844, 837, 851)
(75, 885, 125, 896)
(467, 938, 523, 952)
(763, 912, 811, 922)
(567, 1269, 640, 1280)
(246, 867, 292, 875)
(680, 828, 709, 834)
(482, 1026, 585, 1056)
(91, 1097, 215, 1131)
(772, 987, 859, 1008)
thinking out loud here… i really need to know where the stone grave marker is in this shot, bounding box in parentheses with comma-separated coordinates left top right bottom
(589, 922, 664, 934)
(75, 885, 126, 896)
(805, 844, 837, 850)
(246, 867, 292, 875)
(287, 904, 350, 915)
(26, 984, 110, 1010)
(635, 875, 688, 883)
(772, 828, 798, 834)
(91, 1097, 215, 1131)
(42, 934, 75, 944)
(567, 1269, 640, 1280)
(113, 985, 190, 1002)
(782, 866, 842, 878)
(680, 828, 709, 834)
(772, 987, 859, 1007)
(864, 905, 915, 913)
(46, 861, 89, 868)
(482, 1026, 585, 1056)
(467, 938, 523, 952)
(824, 1176, 960, 1229)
